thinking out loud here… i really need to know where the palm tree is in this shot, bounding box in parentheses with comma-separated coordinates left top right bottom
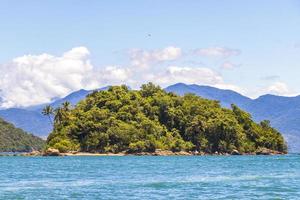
(54, 107, 64, 125)
(62, 101, 71, 112)
(42, 105, 54, 125)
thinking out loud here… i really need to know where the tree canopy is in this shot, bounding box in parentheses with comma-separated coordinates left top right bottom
(46, 83, 287, 154)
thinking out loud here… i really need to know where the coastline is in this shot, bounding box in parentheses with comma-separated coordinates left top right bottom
(0, 148, 286, 157)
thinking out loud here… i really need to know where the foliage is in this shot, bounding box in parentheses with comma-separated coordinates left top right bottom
(46, 83, 287, 153)
(0, 118, 45, 152)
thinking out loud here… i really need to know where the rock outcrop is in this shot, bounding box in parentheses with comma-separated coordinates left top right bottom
(231, 149, 241, 155)
(255, 148, 283, 155)
(43, 148, 61, 156)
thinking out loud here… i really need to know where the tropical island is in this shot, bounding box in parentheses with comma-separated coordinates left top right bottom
(42, 83, 287, 156)
(0, 118, 45, 152)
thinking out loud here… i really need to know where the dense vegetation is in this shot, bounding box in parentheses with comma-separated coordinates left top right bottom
(0, 118, 45, 152)
(46, 83, 287, 154)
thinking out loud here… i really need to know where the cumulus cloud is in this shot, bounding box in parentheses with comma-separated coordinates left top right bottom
(145, 66, 241, 92)
(194, 47, 240, 58)
(96, 66, 131, 85)
(250, 82, 296, 98)
(0, 46, 244, 108)
(129, 46, 182, 68)
(0, 47, 130, 108)
(154, 66, 222, 85)
(265, 82, 294, 96)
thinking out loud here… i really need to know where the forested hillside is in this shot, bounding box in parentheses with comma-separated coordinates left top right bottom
(46, 83, 287, 154)
(0, 118, 45, 152)
(165, 83, 300, 152)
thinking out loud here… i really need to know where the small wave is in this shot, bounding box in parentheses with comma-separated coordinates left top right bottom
(0, 179, 95, 192)
(142, 173, 300, 188)
(144, 182, 175, 189)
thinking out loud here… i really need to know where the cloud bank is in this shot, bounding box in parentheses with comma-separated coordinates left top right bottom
(265, 82, 295, 96)
(193, 47, 240, 58)
(0, 46, 241, 108)
(146, 66, 239, 91)
(221, 61, 240, 70)
(3, 46, 292, 108)
(129, 46, 182, 69)
(0, 47, 130, 108)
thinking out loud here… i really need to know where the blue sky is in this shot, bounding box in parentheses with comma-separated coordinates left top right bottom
(0, 0, 300, 107)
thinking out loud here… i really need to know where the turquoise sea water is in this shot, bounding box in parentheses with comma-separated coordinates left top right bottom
(0, 155, 299, 200)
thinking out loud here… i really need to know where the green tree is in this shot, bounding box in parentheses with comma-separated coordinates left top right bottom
(42, 105, 54, 125)
(46, 83, 287, 154)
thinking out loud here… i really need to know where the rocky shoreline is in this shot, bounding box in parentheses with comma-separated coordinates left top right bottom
(0, 148, 286, 157)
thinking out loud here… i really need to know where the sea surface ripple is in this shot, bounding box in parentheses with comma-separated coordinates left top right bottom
(0, 155, 299, 199)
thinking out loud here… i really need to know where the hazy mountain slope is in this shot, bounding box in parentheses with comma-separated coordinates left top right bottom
(165, 83, 252, 108)
(0, 108, 51, 138)
(48, 89, 91, 110)
(0, 118, 45, 152)
(244, 95, 300, 152)
(245, 95, 300, 121)
(48, 86, 110, 110)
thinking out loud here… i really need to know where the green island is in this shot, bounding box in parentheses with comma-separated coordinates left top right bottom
(44, 83, 287, 155)
(0, 118, 45, 152)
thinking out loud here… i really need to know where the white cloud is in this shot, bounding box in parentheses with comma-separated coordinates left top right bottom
(0, 46, 244, 108)
(129, 46, 182, 68)
(265, 82, 294, 96)
(97, 66, 131, 85)
(0, 47, 129, 108)
(154, 66, 222, 85)
(145, 66, 242, 92)
(249, 82, 296, 98)
(221, 61, 240, 70)
(194, 47, 240, 58)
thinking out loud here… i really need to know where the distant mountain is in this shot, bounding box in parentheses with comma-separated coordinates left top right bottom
(244, 95, 300, 152)
(0, 108, 51, 138)
(47, 86, 110, 110)
(0, 117, 45, 152)
(165, 83, 252, 108)
(0, 87, 109, 138)
(49, 89, 91, 109)
(165, 83, 300, 152)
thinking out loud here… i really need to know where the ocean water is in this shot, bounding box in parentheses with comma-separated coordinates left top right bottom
(0, 155, 299, 200)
